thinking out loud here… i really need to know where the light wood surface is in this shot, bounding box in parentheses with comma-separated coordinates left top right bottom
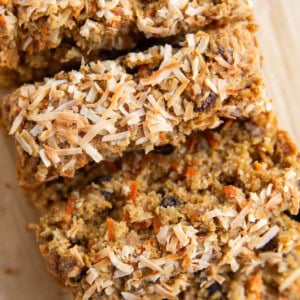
(0, 1, 299, 299)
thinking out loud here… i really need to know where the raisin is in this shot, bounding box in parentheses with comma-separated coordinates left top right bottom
(194, 93, 217, 113)
(285, 210, 300, 222)
(154, 144, 175, 155)
(218, 46, 233, 64)
(261, 237, 277, 252)
(208, 282, 222, 296)
(94, 175, 111, 184)
(101, 191, 111, 200)
(160, 196, 181, 208)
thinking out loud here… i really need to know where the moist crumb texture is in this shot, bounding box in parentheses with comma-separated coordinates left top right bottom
(1, 20, 270, 187)
(0, 0, 253, 85)
(37, 115, 300, 299)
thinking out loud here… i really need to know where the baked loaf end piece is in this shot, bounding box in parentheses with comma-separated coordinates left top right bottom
(0, 0, 253, 85)
(36, 114, 300, 299)
(1, 20, 270, 187)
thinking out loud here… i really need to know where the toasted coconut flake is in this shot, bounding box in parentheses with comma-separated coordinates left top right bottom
(173, 224, 189, 247)
(121, 292, 142, 300)
(280, 268, 300, 292)
(39, 149, 51, 167)
(102, 131, 130, 142)
(86, 268, 99, 285)
(140, 62, 182, 86)
(28, 85, 50, 110)
(251, 225, 280, 249)
(86, 86, 98, 103)
(205, 78, 218, 94)
(82, 144, 103, 163)
(80, 107, 102, 123)
(231, 205, 252, 229)
(82, 283, 97, 300)
(55, 148, 83, 156)
(107, 246, 134, 274)
(147, 95, 175, 120)
(9, 109, 25, 135)
(153, 284, 177, 298)
(80, 121, 116, 147)
(138, 255, 163, 272)
(16, 130, 39, 156)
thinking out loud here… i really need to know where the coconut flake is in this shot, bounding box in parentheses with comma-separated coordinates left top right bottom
(280, 268, 300, 292)
(107, 246, 134, 274)
(173, 224, 189, 247)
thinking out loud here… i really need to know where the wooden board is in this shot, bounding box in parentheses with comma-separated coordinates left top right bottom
(0, 1, 299, 299)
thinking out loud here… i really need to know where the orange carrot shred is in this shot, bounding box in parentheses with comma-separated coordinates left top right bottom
(204, 131, 218, 149)
(159, 132, 166, 141)
(0, 16, 6, 26)
(88, 240, 95, 250)
(223, 119, 233, 129)
(64, 196, 74, 223)
(152, 215, 161, 234)
(187, 133, 197, 153)
(185, 166, 197, 177)
(128, 181, 138, 200)
(107, 218, 116, 242)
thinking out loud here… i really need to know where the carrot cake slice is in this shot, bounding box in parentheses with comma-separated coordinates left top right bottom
(0, 0, 253, 85)
(36, 114, 300, 299)
(1, 20, 270, 187)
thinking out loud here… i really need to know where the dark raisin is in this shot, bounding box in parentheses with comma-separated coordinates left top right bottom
(261, 237, 277, 252)
(194, 93, 217, 113)
(285, 210, 300, 222)
(218, 46, 233, 64)
(154, 144, 175, 155)
(94, 175, 111, 184)
(157, 189, 166, 196)
(208, 282, 222, 296)
(160, 196, 181, 208)
(101, 191, 111, 200)
(297, 179, 300, 190)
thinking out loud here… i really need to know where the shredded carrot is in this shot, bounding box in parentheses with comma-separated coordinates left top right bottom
(112, 8, 124, 16)
(222, 185, 237, 198)
(88, 240, 95, 250)
(182, 254, 191, 270)
(88, 1, 97, 14)
(28, 42, 34, 55)
(41, 25, 49, 37)
(169, 162, 179, 172)
(123, 211, 130, 225)
(106, 218, 116, 242)
(223, 119, 233, 129)
(185, 166, 197, 178)
(159, 132, 166, 141)
(128, 181, 138, 200)
(190, 211, 199, 222)
(246, 273, 261, 300)
(204, 131, 218, 149)
(258, 150, 267, 162)
(187, 133, 197, 153)
(64, 196, 74, 223)
(253, 161, 262, 171)
(0, 16, 6, 26)
(152, 215, 161, 234)
(142, 240, 152, 249)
